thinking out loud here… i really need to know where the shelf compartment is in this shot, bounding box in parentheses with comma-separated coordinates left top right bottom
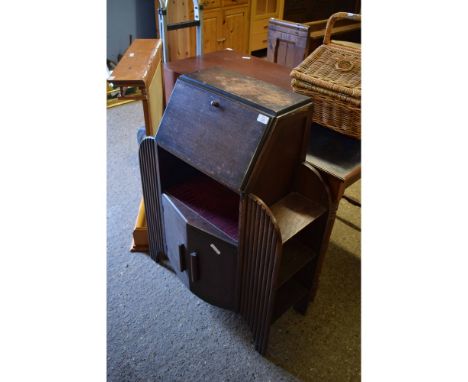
(272, 278, 308, 322)
(166, 174, 240, 241)
(270, 192, 326, 243)
(276, 238, 317, 289)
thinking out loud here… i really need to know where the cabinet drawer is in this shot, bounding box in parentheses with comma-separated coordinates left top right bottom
(250, 31, 268, 51)
(252, 18, 270, 35)
(222, 0, 248, 7)
(202, 0, 221, 9)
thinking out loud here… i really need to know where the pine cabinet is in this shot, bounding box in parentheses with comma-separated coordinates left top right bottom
(254, 0, 282, 18)
(224, 6, 249, 52)
(249, 0, 284, 52)
(159, 0, 251, 61)
(203, 9, 224, 53)
(204, 5, 250, 54)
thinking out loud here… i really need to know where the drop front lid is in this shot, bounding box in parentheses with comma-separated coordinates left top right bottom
(156, 67, 312, 192)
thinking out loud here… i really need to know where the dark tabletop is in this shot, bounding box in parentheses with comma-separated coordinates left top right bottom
(306, 123, 361, 182)
(164, 49, 293, 90)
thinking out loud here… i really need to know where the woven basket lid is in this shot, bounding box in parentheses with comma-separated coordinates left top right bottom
(291, 44, 361, 100)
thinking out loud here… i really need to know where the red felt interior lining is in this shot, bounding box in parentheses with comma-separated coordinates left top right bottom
(166, 175, 240, 241)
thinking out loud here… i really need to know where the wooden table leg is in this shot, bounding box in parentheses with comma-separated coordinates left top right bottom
(309, 172, 346, 302)
(141, 90, 154, 136)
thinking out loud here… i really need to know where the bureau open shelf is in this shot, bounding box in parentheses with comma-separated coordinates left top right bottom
(276, 237, 317, 289)
(270, 192, 326, 243)
(268, 191, 328, 322)
(159, 147, 240, 242)
(273, 278, 309, 322)
(166, 175, 240, 241)
(240, 182, 330, 351)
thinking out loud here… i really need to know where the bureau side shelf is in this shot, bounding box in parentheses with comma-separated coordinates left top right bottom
(270, 192, 327, 243)
(272, 278, 309, 323)
(276, 238, 317, 289)
(239, 188, 330, 354)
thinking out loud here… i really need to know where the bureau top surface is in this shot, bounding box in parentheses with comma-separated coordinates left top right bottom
(164, 49, 292, 90)
(181, 67, 311, 116)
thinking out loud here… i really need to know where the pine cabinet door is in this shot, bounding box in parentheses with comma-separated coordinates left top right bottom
(223, 6, 249, 53)
(203, 9, 224, 53)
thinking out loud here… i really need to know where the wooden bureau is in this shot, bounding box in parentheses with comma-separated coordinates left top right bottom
(139, 67, 332, 353)
(156, 49, 361, 341)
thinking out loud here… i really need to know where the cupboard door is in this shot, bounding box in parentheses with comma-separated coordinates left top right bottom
(223, 6, 249, 53)
(203, 9, 224, 53)
(161, 193, 238, 310)
(186, 224, 238, 310)
(161, 194, 190, 288)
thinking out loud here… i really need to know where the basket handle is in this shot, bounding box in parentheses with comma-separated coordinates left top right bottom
(323, 12, 361, 45)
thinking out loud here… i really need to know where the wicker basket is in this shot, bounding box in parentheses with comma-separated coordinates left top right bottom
(290, 12, 361, 139)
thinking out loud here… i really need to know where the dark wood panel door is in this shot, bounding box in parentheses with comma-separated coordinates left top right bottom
(186, 224, 238, 310)
(162, 192, 238, 310)
(161, 194, 190, 288)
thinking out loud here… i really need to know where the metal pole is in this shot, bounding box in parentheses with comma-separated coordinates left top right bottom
(158, 0, 169, 63)
(192, 0, 203, 57)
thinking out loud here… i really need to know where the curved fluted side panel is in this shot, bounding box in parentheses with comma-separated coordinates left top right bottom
(139, 137, 165, 262)
(239, 194, 282, 354)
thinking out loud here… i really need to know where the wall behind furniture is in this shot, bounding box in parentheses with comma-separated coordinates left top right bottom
(283, 0, 360, 23)
(107, 0, 157, 63)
